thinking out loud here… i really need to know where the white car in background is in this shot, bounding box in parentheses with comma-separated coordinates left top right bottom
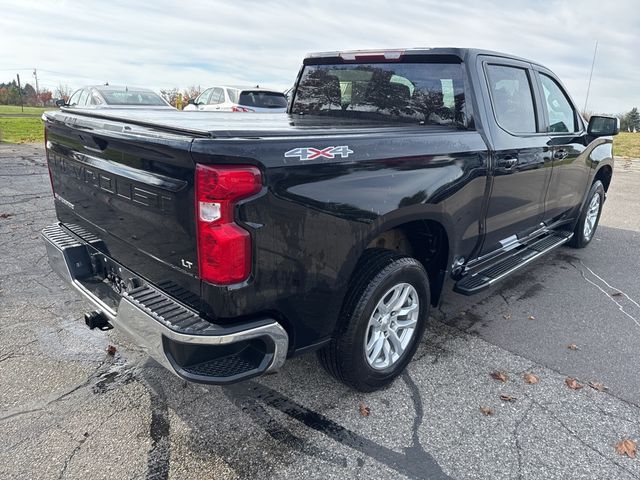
(184, 86, 288, 113)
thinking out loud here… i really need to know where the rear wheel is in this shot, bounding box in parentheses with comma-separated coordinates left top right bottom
(318, 249, 430, 392)
(568, 180, 605, 248)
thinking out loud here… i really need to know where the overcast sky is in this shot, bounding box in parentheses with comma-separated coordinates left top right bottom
(0, 0, 637, 113)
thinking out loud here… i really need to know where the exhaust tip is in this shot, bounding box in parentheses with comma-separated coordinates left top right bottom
(84, 311, 112, 331)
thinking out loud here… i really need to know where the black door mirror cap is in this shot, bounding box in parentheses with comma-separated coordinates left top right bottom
(55, 99, 67, 107)
(587, 115, 620, 137)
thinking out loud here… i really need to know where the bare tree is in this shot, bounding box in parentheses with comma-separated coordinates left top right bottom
(54, 83, 72, 101)
(160, 88, 180, 107)
(183, 85, 202, 103)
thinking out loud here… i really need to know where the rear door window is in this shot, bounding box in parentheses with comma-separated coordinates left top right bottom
(486, 64, 537, 134)
(208, 88, 224, 105)
(539, 73, 577, 133)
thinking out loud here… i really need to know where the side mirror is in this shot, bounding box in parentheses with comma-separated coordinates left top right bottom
(55, 99, 67, 107)
(588, 115, 620, 137)
(187, 98, 196, 105)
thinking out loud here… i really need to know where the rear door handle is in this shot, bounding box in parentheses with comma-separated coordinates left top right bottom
(497, 157, 518, 169)
(553, 149, 568, 160)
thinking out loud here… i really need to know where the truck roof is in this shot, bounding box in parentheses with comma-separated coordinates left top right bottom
(304, 47, 539, 67)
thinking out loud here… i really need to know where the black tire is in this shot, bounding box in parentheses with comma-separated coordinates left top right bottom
(318, 248, 430, 392)
(568, 180, 605, 248)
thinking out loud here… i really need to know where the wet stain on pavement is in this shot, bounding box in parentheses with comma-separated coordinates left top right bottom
(517, 282, 545, 301)
(224, 378, 450, 479)
(92, 361, 135, 394)
(143, 376, 171, 480)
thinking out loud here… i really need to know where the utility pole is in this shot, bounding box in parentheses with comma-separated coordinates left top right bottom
(583, 40, 598, 113)
(16, 73, 23, 112)
(33, 68, 40, 106)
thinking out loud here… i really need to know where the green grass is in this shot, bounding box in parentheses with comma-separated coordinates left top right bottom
(0, 104, 49, 143)
(613, 132, 640, 158)
(0, 105, 50, 115)
(0, 117, 44, 143)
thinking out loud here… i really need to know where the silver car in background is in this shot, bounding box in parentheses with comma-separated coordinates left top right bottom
(60, 85, 175, 110)
(184, 86, 288, 113)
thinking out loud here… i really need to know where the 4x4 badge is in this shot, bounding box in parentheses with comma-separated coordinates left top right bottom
(284, 146, 353, 161)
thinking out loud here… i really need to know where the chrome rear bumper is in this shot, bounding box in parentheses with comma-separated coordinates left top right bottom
(42, 223, 288, 384)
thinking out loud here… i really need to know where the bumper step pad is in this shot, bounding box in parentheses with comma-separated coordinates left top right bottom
(182, 354, 261, 378)
(454, 231, 572, 295)
(124, 285, 220, 335)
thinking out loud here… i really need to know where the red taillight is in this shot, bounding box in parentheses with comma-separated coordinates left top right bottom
(195, 164, 262, 285)
(231, 106, 254, 113)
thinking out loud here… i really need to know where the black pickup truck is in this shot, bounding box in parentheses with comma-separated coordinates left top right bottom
(42, 48, 619, 392)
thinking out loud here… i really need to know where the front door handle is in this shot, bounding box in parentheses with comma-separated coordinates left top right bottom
(497, 157, 518, 169)
(553, 149, 569, 160)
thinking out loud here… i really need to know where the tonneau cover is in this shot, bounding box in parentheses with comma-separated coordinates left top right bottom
(45, 108, 433, 139)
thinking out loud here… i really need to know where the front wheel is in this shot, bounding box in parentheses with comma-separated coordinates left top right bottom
(568, 180, 605, 248)
(318, 249, 430, 392)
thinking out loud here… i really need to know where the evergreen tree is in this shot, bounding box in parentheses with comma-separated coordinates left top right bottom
(626, 108, 640, 131)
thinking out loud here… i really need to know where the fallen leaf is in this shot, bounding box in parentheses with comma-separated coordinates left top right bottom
(358, 402, 371, 417)
(615, 439, 637, 458)
(0, 213, 14, 219)
(588, 381, 607, 392)
(503, 313, 512, 320)
(480, 406, 494, 416)
(611, 292, 623, 297)
(528, 315, 536, 321)
(500, 394, 517, 402)
(565, 377, 583, 390)
(490, 371, 508, 382)
(523, 373, 539, 384)
(567, 343, 579, 351)
(106, 345, 117, 356)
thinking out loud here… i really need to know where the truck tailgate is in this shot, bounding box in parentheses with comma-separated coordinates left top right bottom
(44, 111, 201, 309)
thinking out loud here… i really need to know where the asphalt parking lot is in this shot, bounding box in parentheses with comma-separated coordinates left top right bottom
(1, 143, 639, 480)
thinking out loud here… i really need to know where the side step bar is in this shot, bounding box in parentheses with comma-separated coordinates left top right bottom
(454, 231, 573, 295)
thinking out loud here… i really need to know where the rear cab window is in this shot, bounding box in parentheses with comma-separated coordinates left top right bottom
(485, 64, 537, 134)
(291, 60, 466, 126)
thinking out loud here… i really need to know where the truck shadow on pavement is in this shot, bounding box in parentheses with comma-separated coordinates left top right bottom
(132, 331, 453, 480)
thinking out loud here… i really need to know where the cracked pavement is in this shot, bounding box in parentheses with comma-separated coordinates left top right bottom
(1, 144, 639, 479)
